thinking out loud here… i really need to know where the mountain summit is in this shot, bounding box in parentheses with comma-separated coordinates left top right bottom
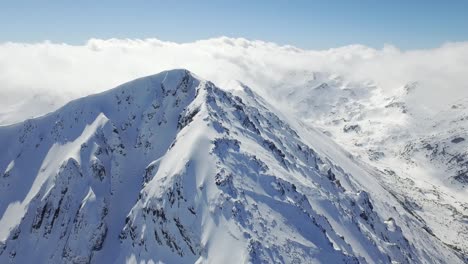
(0, 70, 464, 263)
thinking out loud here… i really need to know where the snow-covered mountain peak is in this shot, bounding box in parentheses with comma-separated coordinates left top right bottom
(0, 70, 466, 263)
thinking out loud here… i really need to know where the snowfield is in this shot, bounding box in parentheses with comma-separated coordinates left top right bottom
(0, 69, 466, 263)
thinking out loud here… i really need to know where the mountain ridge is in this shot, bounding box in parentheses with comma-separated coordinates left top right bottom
(0, 69, 465, 263)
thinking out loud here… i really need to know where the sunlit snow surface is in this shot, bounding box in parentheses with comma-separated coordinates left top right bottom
(0, 70, 466, 263)
(272, 72, 468, 255)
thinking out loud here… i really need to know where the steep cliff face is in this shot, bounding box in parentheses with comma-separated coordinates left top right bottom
(0, 70, 464, 263)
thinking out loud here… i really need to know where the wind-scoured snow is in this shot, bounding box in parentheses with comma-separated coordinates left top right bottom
(0, 70, 465, 263)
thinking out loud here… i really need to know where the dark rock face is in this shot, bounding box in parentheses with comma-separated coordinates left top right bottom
(343, 124, 361, 133)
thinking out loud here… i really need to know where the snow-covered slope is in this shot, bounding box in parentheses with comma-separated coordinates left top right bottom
(0, 70, 465, 263)
(270, 71, 468, 258)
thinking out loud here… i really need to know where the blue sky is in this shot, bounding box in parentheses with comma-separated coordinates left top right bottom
(1, 0, 467, 49)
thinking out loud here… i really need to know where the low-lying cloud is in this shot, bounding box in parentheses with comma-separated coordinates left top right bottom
(0, 37, 467, 124)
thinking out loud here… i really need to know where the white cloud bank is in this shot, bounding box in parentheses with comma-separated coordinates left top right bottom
(0, 37, 467, 124)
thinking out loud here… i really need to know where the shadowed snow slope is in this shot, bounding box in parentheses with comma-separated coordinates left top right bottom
(0, 70, 465, 263)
